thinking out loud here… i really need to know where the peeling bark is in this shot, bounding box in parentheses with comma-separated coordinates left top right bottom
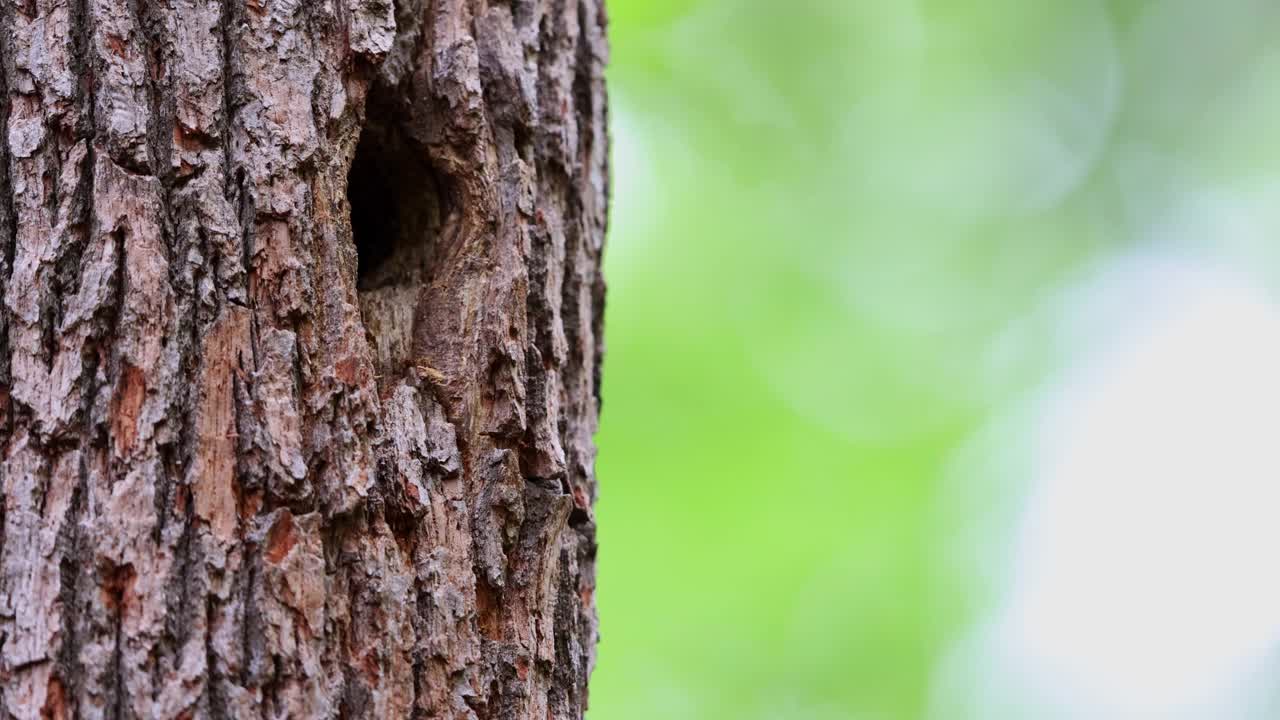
(0, 0, 608, 717)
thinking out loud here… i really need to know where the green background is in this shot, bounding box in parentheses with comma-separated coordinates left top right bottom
(592, 2, 1280, 718)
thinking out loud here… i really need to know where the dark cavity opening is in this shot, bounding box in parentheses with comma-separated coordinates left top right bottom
(347, 90, 442, 378)
(347, 96, 439, 291)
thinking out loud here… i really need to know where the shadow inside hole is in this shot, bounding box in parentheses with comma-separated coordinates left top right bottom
(348, 131, 398, 281)
(346, 105, 439, 291)
(347, 94, 442, 379)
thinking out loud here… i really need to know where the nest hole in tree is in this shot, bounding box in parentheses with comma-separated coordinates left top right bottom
(347, 91, 442, 378)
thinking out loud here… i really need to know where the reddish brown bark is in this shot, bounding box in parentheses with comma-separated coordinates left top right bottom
(0, 0, 608, 717)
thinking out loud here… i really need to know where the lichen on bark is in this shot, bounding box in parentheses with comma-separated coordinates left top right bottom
(0, 0, 608, 717)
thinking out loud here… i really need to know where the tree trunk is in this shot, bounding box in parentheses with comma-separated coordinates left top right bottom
(0, 0, 608, 716)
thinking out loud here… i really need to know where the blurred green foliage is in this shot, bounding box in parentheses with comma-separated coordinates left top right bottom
(592, 1, 1280, 718)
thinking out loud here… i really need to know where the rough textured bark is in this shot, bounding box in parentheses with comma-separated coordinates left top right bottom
(0, 0, 608, 716)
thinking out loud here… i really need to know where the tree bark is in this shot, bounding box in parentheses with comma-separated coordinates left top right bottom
(0, 0, 608, 716)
